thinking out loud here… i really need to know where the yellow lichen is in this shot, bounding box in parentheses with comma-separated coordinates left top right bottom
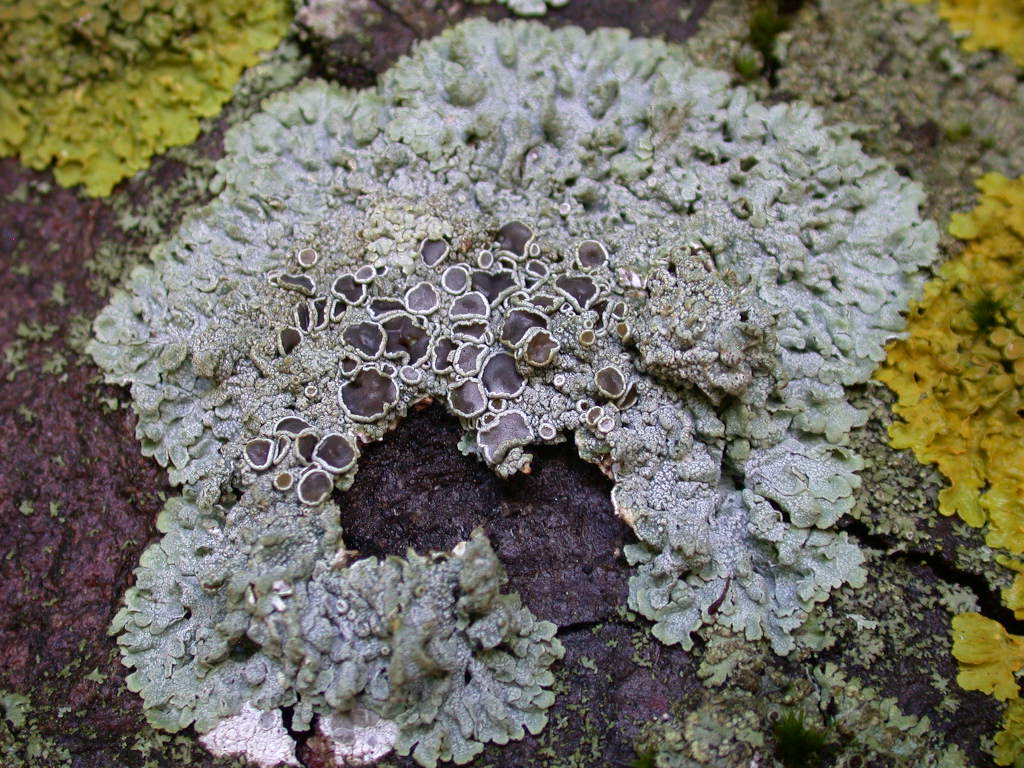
(997, 698, 1024, 767)
(0, 0, 291, 196)
(876, 173, 1024, 550)
(952, 614, 1024, 765)
(908, 0, 1024, 66)
(952, 613, 1024, 700)
(880, 174, 1024, 765)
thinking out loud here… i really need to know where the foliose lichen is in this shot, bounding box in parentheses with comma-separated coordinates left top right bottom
(879, 173, 1024, 766)
(953, 613, 1024, 766)
(0, 0, 291, 196)
(878, 173, 1024, 546)
(111, 491, 560, 766)
(88, 17, 937, 764)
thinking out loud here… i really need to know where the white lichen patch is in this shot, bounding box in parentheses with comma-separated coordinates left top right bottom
(198, 704, 299, 768)
(297, 0, 568, 40)
(317, 708, 399, 766)
(91, 18, 938, 768)
(469, 0, 570, 17)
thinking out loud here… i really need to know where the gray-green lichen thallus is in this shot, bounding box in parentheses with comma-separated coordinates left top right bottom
(87, 18, 939, 768)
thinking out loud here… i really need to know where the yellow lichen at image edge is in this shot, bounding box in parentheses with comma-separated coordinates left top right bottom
(878, 173, 1024, 765)
(908, 0, 1024, 66)
(0, 0, 291, 197)
(877, 173, 1024, 545)
(953, 614, 1024, 766)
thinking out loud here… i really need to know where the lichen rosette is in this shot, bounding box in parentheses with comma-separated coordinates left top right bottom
(89, 19, 938, 767)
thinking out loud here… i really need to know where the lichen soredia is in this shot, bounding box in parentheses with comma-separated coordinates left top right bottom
(88, 19, 939, 768)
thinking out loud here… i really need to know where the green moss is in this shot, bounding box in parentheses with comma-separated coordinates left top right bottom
(772, 710, 832, 768)
(749, 3, 788, 60)
(967, 288, 1004, 332)
(746, 1, 798, 77)
(944, 121, 974, 142)
(628, 749, 658, 768)
(733, 46, 763, 81)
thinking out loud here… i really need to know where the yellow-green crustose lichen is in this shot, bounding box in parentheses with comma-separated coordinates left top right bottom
(0, 0, 291, 196)
(88, 18, 938, 767)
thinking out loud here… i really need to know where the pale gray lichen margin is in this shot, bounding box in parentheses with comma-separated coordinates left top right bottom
(89, 17, 938, 765)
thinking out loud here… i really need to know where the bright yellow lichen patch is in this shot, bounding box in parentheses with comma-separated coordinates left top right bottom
(997, 699, 1024, 767)
(1000, 557, 1024, 620)
(0, 1, 291, 196)
(952, 613, 1024, 700)
(879, 173, 1024, 765)
(908, 0, 1024, 66)
(953, 613, 1024, 765)
(876, 173, 1024, 546)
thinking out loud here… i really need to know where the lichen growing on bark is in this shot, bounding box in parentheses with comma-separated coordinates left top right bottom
(634, 661, 968, 767)
(878, 173, 1024, 540)
(113, 493, 561, 767)
(88, 18, 938, 766)
(879, 173, 1024, 765)
(0, 0, 291, 196)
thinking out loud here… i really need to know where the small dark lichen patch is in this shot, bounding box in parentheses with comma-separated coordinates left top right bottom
(336, 402, 630, 627)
